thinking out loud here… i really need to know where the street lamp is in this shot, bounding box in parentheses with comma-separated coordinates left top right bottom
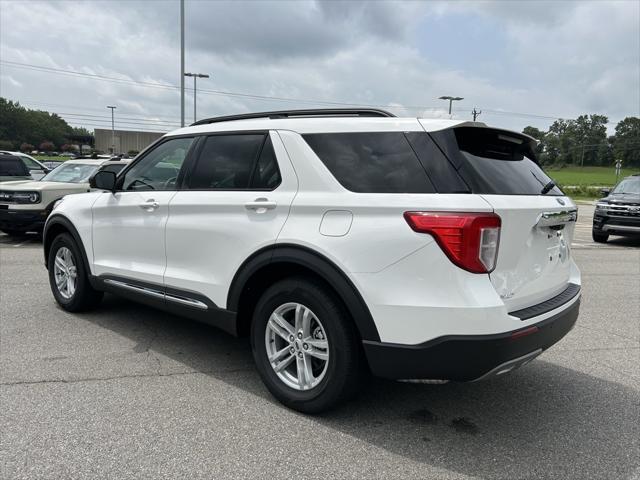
(106, 105, 116, 154)
(438, 96, 464, 115)
(184, 72, 210, 123)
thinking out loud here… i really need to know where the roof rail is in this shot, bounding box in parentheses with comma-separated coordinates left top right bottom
(191, 108, 395, 126)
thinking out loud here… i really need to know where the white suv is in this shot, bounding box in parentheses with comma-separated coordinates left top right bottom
(44, 109, 581, 413)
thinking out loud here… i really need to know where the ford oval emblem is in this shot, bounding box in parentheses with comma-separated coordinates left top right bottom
(556, 198, 565, 206)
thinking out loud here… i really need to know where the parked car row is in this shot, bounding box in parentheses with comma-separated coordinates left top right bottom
(0, 153, 129, 236)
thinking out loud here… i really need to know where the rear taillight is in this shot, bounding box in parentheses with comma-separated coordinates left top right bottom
(404, 211, 501, 273)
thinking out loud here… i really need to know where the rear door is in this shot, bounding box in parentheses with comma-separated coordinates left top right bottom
(427, 125, 577, 311)
(164, 131, 298, 307)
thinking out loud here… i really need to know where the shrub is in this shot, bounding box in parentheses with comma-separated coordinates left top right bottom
(0, 139, 15, 150)
(39, 141, 55, 152)
(20, 142, 35, 152)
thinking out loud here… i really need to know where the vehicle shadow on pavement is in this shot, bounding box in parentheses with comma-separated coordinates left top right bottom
(81, 294, 639, 480)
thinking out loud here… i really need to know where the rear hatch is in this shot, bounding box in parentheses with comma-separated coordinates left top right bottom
(426, 124, 577, 311)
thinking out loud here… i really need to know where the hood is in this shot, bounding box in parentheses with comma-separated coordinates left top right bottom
(0, 180, 89, 191)
(603, 193, 640, 206)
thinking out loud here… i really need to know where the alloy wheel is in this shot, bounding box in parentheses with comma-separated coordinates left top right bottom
(53, 246, 77, 300)
(264, 302, 329, 391)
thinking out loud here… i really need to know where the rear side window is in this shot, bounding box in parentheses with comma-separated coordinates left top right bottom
(0, 156, 30, 176)
(430, 127, 563, 196)
(187, 134, 280, 190)
(303, 132, 435, 193)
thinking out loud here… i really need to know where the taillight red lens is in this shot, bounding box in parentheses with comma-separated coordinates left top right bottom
(404, 211, 501, 273)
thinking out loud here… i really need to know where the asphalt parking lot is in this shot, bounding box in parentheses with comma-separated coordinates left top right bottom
(1, 205, 639, 479)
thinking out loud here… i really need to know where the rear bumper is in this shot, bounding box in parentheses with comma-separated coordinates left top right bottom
(362, 291, 580, 381)
(0, 207, 48, 232)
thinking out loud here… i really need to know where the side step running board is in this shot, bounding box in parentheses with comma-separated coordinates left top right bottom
(103, 279, 208, 310)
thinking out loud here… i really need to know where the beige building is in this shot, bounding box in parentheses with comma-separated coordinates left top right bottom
(94, 128, 164, 154)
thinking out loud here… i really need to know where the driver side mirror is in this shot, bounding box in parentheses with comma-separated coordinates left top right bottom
(90, 170, 117, 192)
(600, 188, 611, 197)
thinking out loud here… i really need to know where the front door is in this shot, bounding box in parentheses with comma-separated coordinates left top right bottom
(91, 137, 196, 285)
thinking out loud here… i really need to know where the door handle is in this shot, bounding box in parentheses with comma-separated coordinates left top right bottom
(139, 199, 160, 211)
(245, 198, 277, 213)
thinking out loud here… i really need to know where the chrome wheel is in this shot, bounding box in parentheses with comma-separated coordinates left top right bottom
(265, 302, 329, 391)
(53, 246, 77, 300)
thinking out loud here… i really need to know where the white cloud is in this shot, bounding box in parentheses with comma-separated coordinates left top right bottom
(0, 0, 637, 134)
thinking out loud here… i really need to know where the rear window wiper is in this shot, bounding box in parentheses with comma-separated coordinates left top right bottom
(541, 180, 556, 195)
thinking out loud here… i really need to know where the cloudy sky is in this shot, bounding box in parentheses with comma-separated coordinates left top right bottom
(0, 0, 638, 134)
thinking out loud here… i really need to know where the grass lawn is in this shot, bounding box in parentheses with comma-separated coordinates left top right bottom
(33, 155, 71, 162)
(545, 166, 637, 187)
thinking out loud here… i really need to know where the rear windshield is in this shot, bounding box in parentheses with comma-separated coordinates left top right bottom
(303, 132, 435, 193)
(0, 156, 30, 176)
(426, 127, 562, 196)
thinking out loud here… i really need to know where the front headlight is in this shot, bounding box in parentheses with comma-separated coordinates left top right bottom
(595, 202, 608, 210)
(13, 192, 40, 204)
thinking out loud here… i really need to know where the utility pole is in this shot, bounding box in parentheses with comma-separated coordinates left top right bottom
(107, 105, 116, 154)
(472, 108, 482, 121)
(180, 0, 185, 127)
(184, 72, 210, 123)
(439, 96, 464, 115)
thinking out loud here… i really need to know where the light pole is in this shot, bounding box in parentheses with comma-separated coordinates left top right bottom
(106, 105, 116, 154)
(184, 72, 210, 123)
(180, 0, 185, 127)
(439, 96, 464, 115)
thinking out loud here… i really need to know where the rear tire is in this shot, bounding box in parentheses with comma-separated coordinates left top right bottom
(250, 276, 363, 413)
(592, 230, 609, 243)
(47, 233, 103, 312)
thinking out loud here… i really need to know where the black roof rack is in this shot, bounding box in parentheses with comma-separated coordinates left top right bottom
(191, 108, 395, 126)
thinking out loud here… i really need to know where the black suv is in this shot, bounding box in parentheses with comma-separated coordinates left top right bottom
(592, 174, 640, 243)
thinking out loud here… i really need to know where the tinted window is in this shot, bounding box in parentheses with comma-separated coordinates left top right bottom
(251, 136, 281, 189)
(187, 134, 266, 190)
(18, 156, 41, 170)
(430, 127, 563, 196)
(303, 132, 435, 193)
(123, 137, 194, 191)
(404, 132, 470, 193)
(0, 156, 30, 176)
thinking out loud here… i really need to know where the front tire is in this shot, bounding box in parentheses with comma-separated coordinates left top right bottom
(47, 233, 103, 311)
(592, 229, 609, 243)
(250, 277, 363, 413)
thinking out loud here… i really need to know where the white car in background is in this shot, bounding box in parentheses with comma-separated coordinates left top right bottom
(0, 151, 51, 180)
(0, 158, 128, 236)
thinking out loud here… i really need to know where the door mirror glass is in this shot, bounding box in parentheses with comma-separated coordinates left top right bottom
(91, 170, 117, 192)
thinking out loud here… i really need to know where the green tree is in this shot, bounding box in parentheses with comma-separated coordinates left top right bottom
(522, 126, 547, 163)
(612, 117, 640, 168)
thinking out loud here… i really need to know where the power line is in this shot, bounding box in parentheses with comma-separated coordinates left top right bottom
(2, 59, 576, 121)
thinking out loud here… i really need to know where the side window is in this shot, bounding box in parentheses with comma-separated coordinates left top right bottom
(303, 132, 435, 193)
(20, 157, 41, 170)
(122, 137, 194, 191)
(187, 134, 278, 190)
(251, 136, 281, 189)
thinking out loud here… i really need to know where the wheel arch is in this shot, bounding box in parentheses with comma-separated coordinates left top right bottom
(227, 244, 380, 342)
(43, 215, 92, 278)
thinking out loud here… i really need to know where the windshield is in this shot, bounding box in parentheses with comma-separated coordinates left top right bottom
(611, 177, 640, 195)
(41, 163, 99, 183)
